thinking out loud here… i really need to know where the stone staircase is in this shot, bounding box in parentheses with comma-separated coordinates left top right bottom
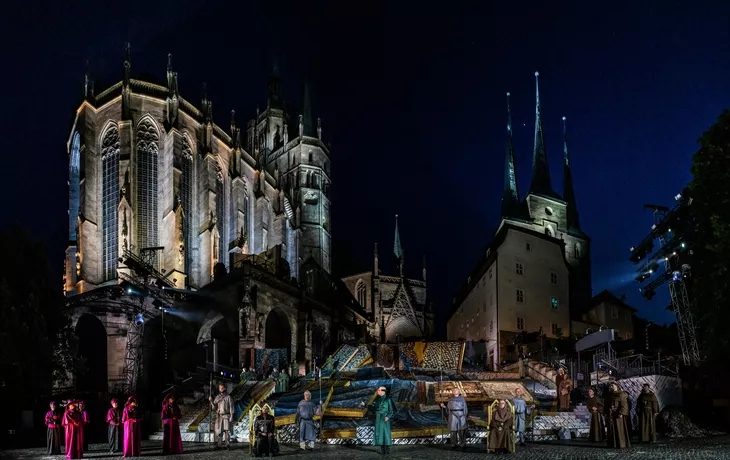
(531, 404, 592, 441)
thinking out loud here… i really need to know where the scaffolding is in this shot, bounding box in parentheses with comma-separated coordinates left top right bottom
(630, 198, 701, 367)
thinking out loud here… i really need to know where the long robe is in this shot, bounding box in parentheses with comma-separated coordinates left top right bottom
(558, 379, 572, 410)
(367, 396, 394, 446)
(106, 407, 121, 453)
(80, 410, 89, 451)
(446, 395, 468, 447)
(488, 405, 513, 452)
(162, 402, 183, 454)
(45, 409, 62, 455)
(254, 413, 279, 455)
(512, 397, 531, 443)
(62, 409, 84, 459)
(637, 391, 659, 443)
(277, 372, 290, 393)
(586, 396, 605, 442)
(212, 392, 234, 435)
(604, 390, 631, 449)
(296, 400, 322, 442)
(122, 405, 142, 457)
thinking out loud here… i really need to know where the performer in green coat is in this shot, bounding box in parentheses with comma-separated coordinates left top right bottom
(360, 386, 395, 455)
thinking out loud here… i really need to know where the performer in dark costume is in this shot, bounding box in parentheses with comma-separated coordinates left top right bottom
(586, 387, 605, 442)
(106, 399, 121, 454)
(637, 384, 659, 443)
(360, 386, 395, 455)
(488, 399, 513, 454)
(161, 393, 183, 454)
(253, 406, 279, 457)
(604, 383, 631, 449)
(45, 401, 62, 455)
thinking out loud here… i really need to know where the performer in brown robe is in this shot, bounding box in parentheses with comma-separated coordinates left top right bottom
(604, 383, 630, 449)
(637, 384, 659, 443)
(586, 387, 605, 442)
(555, 368, 566, 391)
(558, 376, 573, 411)
(488, 400, 513, 453)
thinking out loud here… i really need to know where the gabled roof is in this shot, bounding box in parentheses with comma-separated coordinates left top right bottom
(590, 289, 638, 313)
(447, 222, 571, 321)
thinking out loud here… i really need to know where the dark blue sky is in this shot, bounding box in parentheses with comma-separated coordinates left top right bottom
(2, 0, 729, 328)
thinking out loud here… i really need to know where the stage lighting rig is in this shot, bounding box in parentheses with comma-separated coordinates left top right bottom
(629, 187, 700, 366)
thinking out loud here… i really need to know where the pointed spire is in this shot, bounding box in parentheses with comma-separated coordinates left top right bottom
(562, 116, 581, 230)
(501, 91, 521, 218)
(83, 60, 92, 100)
(529, 72, 560, 199)
(166, 53, 176, 93)
(393, 214, 403, 260)
(267, 56, 281, 109)
(123, 43, 131, 86)
(230, 109, 237, 134)
(302, 82, 315, 137)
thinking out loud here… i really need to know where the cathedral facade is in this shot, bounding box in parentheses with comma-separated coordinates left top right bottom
(341, 216, 434, 343)
(446, 73, 592, 368)
(61, 46, 365, 394)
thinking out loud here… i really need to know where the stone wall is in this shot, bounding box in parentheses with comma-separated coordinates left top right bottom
(616, 375, 682, 430)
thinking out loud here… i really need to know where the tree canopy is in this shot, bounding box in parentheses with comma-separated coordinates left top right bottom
(0, 226, 74, 410)
(689, 109, 730, 363)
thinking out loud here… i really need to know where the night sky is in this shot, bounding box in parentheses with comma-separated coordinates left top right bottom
(3, 0, 730, 329)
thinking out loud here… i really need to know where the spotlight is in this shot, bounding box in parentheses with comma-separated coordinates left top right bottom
(135, 314, 144, 325)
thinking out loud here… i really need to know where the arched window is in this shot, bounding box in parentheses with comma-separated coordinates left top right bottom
(69, 132, 81, 241)
(243, 192, 251, 241)
(215, 169, 226, 266)
(181, 136, 194, 273)
(356, 279, 366, 308)
(101, 125, 120, 281)
(545, 224, 555, 238)
(136, 118, 159, 267)
(575, 243, 582, 258)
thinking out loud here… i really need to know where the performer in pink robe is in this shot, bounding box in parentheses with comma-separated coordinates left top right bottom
(62, 401, 84, 459)
(122, 396, 142, 457)
(161, 393, 183, 454)
(45, 401, 62, 455)
(78, 401, 89, 451)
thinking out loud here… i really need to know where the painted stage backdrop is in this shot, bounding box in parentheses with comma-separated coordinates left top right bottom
(398, 342, 465, 371)
(254, 348, 289, 375)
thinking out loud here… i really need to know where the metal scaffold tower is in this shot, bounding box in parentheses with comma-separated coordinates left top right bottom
(652, 208, 701, 366)
(629, 190, 701, 366)
(118, 246, 168, 394)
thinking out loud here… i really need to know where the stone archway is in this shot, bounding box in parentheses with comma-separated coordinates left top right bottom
(75, 313, 108, 393)
(265, 308, 291, 350)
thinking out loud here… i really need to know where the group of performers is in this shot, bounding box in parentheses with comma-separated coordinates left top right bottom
(585, 382, 660, 448)
(45, 394, 181, 459)
(45, 375, 660, 458)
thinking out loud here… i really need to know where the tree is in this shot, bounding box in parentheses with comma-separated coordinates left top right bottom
(0, 226, 75, 415)
(689, 110, 730, 363)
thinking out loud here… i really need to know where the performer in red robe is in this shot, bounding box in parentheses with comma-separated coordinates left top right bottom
(161, 393, 183, 454)
(106, 398, 122, 453)
(122, 396, 142, 457)
(62, 401, 84, 459)
(45, 401, 62, 455)
(78, 401, 89, 451)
